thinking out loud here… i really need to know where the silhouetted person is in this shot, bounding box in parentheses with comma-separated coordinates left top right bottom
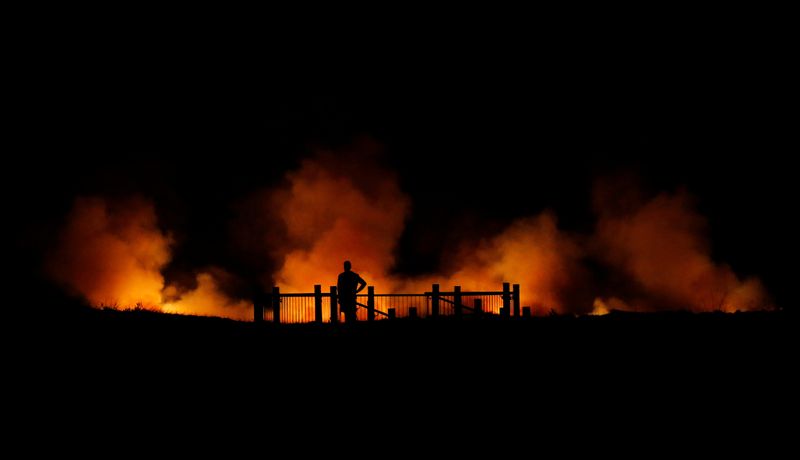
(337, 260, 366, 323)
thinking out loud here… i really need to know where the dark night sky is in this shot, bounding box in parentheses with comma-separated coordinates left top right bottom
(11, 31, 795, 309)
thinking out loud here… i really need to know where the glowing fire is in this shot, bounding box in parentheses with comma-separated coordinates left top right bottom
(47, 197, 251, 320)
(270, 151, 410, 294)
(47, 146, 769, 319)
(257, 150, 767, 314)
(591, 182, 766, 313)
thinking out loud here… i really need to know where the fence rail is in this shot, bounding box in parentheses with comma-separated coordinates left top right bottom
(255, 283, 521, 324)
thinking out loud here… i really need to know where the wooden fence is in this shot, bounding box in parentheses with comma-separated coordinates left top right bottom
(254, 283, 521, 324)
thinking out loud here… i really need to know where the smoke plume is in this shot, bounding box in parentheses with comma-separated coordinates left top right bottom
(591, 180, 768, 312)
(251, 145, 585, 313)
(47, 196, 250, 319)
(262, 144, 411, 293)
(407, 212, 589, 313)
(251, 147, 768, 315)
(47, 146, 769, 319)
(47, 197, 171, 307)
(162, 270, 250, 319)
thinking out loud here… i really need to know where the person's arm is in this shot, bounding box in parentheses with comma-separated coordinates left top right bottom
(356, 276, 367, 294)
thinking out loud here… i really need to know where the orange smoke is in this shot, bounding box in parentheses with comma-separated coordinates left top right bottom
(403, 212, 588, 313)
(267, 145, 410, 293)
(48, 197, 250, 319)
(592, 183, 768, 312)
(264, 150, 768, 315)
(47, 197, 171, 307)
(49, 151, 769, 320)
(163, 271, 250, 320)
(261, 146, 585, 313)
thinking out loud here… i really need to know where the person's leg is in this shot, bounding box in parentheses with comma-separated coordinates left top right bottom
(345, 303, 357, 323)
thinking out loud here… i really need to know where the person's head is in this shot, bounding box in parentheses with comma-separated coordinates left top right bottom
(343, 260, 352, 271)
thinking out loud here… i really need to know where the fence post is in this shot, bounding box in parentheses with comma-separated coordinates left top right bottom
(367, 286, 375, 322)
(513, 284, 520, 317)
(314, 285, 323, 323)
(431, 283, 440, 317)
(474, 298, 482, 315)
(329, 286, 338, 324)
(388, 308, 396, 319)
(454, 285, 462, 318)
(272, 286, 280, 324)
(502, 282, 511, 318)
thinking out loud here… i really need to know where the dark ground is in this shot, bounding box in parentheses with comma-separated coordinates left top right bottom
(25, 302, 796, 394)
(11, 298, 795, 448)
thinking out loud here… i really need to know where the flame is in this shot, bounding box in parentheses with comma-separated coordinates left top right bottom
(47, 197, 251, 319)
(48, 146, 769, 319)
(162, 273, 250, 320)
(258, 149, 768, 315)
(46, 197, 170, 308)
(257, 147, 587, 313)
(395, 213, 588, 313)
(592, 297, 629, 315)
